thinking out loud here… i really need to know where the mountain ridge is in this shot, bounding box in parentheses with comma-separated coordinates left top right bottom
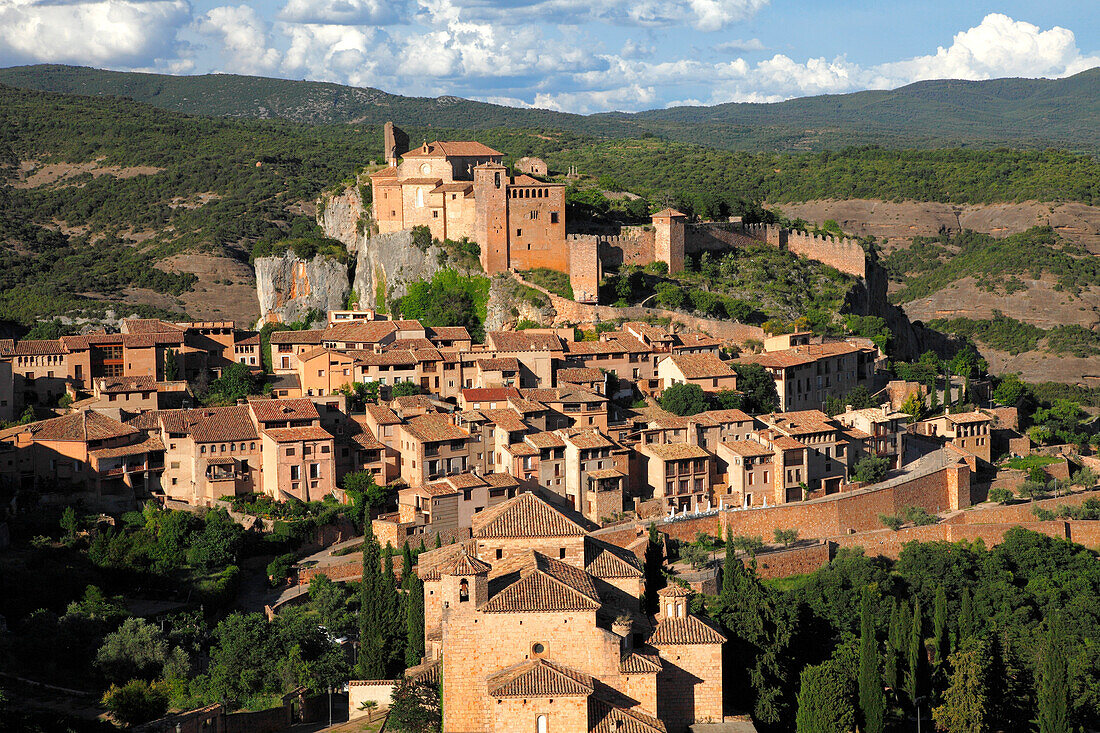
(1, 64, 1097, 152)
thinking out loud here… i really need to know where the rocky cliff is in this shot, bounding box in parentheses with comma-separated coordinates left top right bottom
(254, 250, 350, 325)
(319, 183, 480, 314)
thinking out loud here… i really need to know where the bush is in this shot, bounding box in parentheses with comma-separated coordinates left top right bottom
(880, 514, 904, 531)
(987, 487, 1015, 504)
(391, 381, 424, 398)
(102, 679, 169, 727)
(659, 383, 707, 416)
(851, 455, 889, 484)
(266, 553, 296, 587)
(903, 506, 938, 526)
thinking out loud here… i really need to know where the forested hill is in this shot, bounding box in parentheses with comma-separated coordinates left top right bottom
(1, 64, 1098, 153)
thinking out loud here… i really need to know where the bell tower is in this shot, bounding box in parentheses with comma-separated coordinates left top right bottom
(474, 162, 509, 274)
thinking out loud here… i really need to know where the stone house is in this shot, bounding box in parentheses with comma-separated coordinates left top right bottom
(657, 353, 738, 394)
(417, 492, 724, 733)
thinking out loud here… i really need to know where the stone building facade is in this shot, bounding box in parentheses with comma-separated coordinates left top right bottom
(418, 492, 725, 733)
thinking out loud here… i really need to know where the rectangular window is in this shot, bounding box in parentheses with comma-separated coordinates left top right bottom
(286, 447, 295, 456)
(290, 465, 300, 480)
(550, 212, 559, 224)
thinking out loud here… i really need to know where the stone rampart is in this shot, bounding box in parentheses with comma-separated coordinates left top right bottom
(685, 223, 760, 253)
(750, 541, 832, 579)
(740, 222, 867, 279)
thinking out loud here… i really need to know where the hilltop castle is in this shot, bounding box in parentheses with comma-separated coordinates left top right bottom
(369, 124, 870, 304)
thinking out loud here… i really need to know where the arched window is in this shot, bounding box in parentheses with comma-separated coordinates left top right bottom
(415, 188, 424, 208)
(536, 714, 548, 733)
(459, 578, 469, 602)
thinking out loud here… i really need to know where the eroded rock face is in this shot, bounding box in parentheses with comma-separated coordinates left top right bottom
(255, 251, 350, 325)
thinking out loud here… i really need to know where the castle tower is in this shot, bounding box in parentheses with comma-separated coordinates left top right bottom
(440, 548, 491, 612)
(473, 162, 509, 274)
(652, 208, 686, 275)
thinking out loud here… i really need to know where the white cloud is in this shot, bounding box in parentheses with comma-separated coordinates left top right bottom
(687, 0, 768, 32)
(281, 23, 398, 88)
(419, 0, 768, 31)
(0, 0, 190, 67)
(714, 38, 765, 53)
(196, 5, 280, 74)
(279, 0, 410, 26)
(878, 13, 1100, 83)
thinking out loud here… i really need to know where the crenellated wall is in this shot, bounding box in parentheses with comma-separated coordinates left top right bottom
(737, 222, 868, 279)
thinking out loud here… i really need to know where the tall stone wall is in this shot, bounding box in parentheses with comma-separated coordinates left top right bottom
(567, 235, 601, 304)
(684, 223, 759, 253)
(740, 223, 867, 279)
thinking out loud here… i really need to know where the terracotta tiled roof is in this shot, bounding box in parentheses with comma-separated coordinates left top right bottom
(28, 411, 138, 442)
(392, 395, 436, 412)
(589, 699, 667, 733)
(765, 434, 807, 451)
(525, 432, 566, 449)
(648, 615, 727, 645)
(472, 492, 586, 538)
(322, 321, 398, 344)
(557, 367, 603, 384)
(12, 339, 67, 356)
(425, 326, 471, 341)
(442, 473, 486, 489)
(587, 467, 624, 480)
(674, 332, 723, 349)
(476, 357, 520, 371)
(483, 472, 519, 488)
(438, 549, 491, 576)
(482, 552, 601, 613)
(505, 442, 538, 457)
(355, 350, 418, 367)
(364, 404, 401, 425)
(88, 434, 164, 460)
(482, 409, 528, 433)
(405, 659, 440, 685)
(269, 329, 323, 345)
(842, 427, 872, 441)
(523, 386, 606, 404)
(0, 339, 13, 355)
(249, 398, 320, 423)
(430, 182, 473, 194)
(947, 411, 992, 424)
(185, 406, 259, 443)
(348, 431, 385, 450)
(400, 177, 444, 186)
(639, 442, 709, 460)
(623, 321, 674, 342)
(703, 408, 754, 424)
(561, 429, 614, 450)
(584, 538, 642, 579)
(387, 338, 435, 351)
(507, 396, 547, 414)
(740, 341, 864, 369)
(720, 440, 774, 458)
(402, 414, 469, 443)
(486, 331, 562, 352)
(263, 426, 333, 442)
(488, 659, 594, 698)
(666, 353, 735, 379)
(651, 207, 685, 218)
(96, 376, 157, 393)
(402, 140, 503, 158)
(236, 333, 261, 346)
(369, 166, 398, 178)
(619, 651, 662, 674)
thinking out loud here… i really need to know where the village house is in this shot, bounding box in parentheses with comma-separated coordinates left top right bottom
(738, 340, 876, 412)
(416, 492, 725, 733)
(834, 404, 910, 469)
(916, 411, 992, 464)
(657, 353, 738, 394)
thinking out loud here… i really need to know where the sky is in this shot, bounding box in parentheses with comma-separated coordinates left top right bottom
(0, 0, 1097, 114)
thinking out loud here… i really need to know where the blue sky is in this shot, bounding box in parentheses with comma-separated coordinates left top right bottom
(0, 0, 1097, 113)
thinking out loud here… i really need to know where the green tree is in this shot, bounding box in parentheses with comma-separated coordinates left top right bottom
(993, 373, 1028, 408)
(102, 679, 169, 727)
(387, 677, 442, 733)
(642, 524, 665, 615)
(905, 597, 926, 709)
(309, 573, 353, 637)
(163, 348, 179, 381)
(203, 362, 258, 405)
(59, 505, 78, 540)
(852, 455, 889, 484)
(732, 363, 780, 414)
(1036, 615, 1071, 733)
(958, 587, 975, 641)
(796, 659, 856, 733)
(774, 528, 799, 547)
(405, 569, 425, 668)
(659, 382, 708, 416)
(186, 509, 244, 570)
(933, 636, 992, 733)
(392, 381, 423, 398)
(358, 522, 386, 679)
(900, 392, 924, 421)
(266, 553, 296, 587)
(933, 586, 950, 669)
(95, 617, 170, 685)
(858, 588, 886, 733)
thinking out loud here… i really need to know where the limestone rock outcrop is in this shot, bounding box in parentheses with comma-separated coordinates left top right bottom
(254, 251, 350, 325)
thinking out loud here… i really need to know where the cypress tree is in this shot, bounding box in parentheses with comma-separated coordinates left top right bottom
(933, 586, 950, 668)
(905, 597, 925, 710)
(884, 598, 902, 692)
(404, 570, 425, 668)
(1036, 615, 1071, 733)
(434, 533, 441, 549)
(401, 541, 413, 589)
(418, 537, 426, 553)
(357, 522, 386, 679)
(858, 588, 886, 733)
(383, 542, 403, 672)
(642, 523, 664, 615)
(959, 587, 975, 641)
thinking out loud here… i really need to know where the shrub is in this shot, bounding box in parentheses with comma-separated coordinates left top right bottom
(987, 487, 1015, 504)
(102, 680, 169, 727)
(852, 455, 889, 484)
(659, 383, 707, 416)
(880, 514, 904, 531)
